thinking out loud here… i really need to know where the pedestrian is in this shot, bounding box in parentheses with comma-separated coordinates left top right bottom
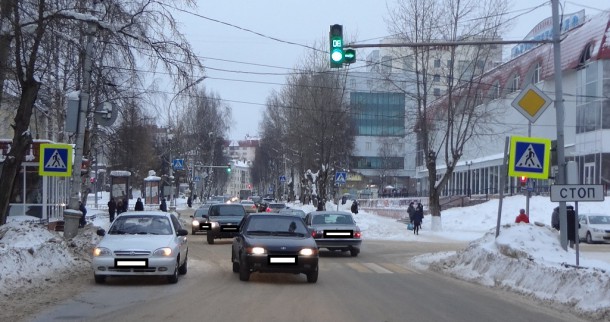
(350, 200, 359, 215)
(160, 198, 168, 212)
(413, 203, 424, 235)
(515, 209, 529, 223)
(122, 197, 129, 212)
(134, 197, 144, 211)
(407, 202, 415, 225)
(79, 201, 87, 228)
(187, 195, 192, 208)
(317, 198, 325, 211)
(107, 197, 117, 223)
(116, 199, 124, 215)
(551, 206, 560, 230)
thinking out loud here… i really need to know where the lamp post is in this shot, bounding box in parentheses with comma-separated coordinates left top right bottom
(167, 131, 175, 211)
(466, 161, 473, 198)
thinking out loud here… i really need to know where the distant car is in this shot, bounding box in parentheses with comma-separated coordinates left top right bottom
(266, 203, 287, 213)
(305, 211, 362, 257)
(240, 200, 258, 213)
(190, 203, 218, 235)
(578, 213, 610, 244)
(231, 213, 319, 283)
(278, 208, 306, 219)
(206, 204, 247, 244)
(91, 211, 189, 284)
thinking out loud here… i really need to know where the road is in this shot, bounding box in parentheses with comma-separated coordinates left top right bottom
(26, 209, 592, 322)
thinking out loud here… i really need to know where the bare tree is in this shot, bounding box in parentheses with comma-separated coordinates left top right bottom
(0, 0, 203, 225)
(387, 0, 508, 230)
(377, 137, 402, 189)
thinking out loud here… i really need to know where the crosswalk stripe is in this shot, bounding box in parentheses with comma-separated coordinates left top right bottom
(362, 262, 393, 274)
(345, 262, 373, 273)
(379, 263, 420, 274)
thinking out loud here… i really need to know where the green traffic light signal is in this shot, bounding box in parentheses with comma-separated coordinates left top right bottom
(344, 48, 356, 64)
(329, 24, 343, 68)
(226, 163, 232, 173)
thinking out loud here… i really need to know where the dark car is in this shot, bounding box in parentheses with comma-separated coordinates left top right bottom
(266, 203, 287, 213)
(305, 211, 362, 257)
(190, 202, 218, 235)
(206, 204, 247, 244)
(231, 214, 319, 283)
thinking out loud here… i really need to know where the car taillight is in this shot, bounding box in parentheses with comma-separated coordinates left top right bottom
(311, 231, 317, 237)
(354, 231, 362, 238)
(266, 208, 271, 212)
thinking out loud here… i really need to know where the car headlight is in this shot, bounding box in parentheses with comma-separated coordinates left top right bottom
(249, 247, 266, 255)
(592, 227, 602, 233)
(299, 248, 316, 256)
(93, 247, 111, 257)
(192, 220, 200, 226)
(210, 221, 219, 228)
(153, 247, 172, 256)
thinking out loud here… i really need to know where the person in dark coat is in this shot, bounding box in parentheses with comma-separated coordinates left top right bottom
(413, 203, 424, 235)
(134, 197, 144, 211)
(551, 207, 560, 230)
(116, 199, 124, 215)
(407, 202, 416, 224)
(160, 198, 168, 212)
(122, 197, 129, 212)
(108, 197, 117, 223)
(79, 201, 87, 228)
(187, 196, 192, 208)
(350, 200, 359, 215)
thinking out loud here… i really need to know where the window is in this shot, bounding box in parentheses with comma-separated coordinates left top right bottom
(350, 92, 405, 136)
(365, 142, 372, 151)
(433, 88, 441, 97)
(509, 74, 520, 93)
(433, 74, 440, 82)
(531, 62, 541, 84)
(447, 60, 453, 69)
(434, 59, 441, 68)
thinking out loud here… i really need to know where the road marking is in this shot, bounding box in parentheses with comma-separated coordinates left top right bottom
(362, 263, 393, 274)
(345, 262, 373, 273)
(379, 263, 421, 274)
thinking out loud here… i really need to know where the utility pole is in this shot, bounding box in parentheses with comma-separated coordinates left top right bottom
(64, 22, 96, 238)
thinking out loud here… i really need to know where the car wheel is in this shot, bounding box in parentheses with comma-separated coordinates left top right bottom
(350, 248, 359, 257)
(207, 233, 215, 245)
(306, 265, 318, 283)
(232, 250, 239, 273)
(239, 254, 250, 281)
(167, 259, 179, 284)
(94, 274, 106, 284)
(586, 232, 594, 244)
(178, 255, 188, 275)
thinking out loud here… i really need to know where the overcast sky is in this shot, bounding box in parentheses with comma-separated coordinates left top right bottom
(168, 0, 608, 141)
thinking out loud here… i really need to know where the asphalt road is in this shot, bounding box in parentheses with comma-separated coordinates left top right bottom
(26, 209, 592, 322)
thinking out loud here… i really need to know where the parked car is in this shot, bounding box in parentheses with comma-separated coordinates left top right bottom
(578, 213, 610, 244)
(240, 200, 258, 213)
(305, 211, 362, 257)
(231, 213, 319, 283)
(190, 203, 217, 235)
(278, 208, 306, 219)
(206, 204, 247, 244)
(92, 211, 189, 284)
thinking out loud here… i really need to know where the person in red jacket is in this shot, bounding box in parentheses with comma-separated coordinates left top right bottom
(515, 209, 529, 223)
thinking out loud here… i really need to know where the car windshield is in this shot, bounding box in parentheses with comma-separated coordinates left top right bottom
(195, 206, 212, 217)
(311, 214, 354, 225)
(269, 204, 286, 209)
(246, 217, 308, 236)
(108, 215, 173, 235)
(588, 215, 610, 225)
(209, 205, 246, 216)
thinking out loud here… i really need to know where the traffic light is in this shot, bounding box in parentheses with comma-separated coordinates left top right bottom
(344, 48, 356, 64)
(329, 24, 344, 68)
(519, 176, 527, 187)
(226, 162, 232, 173)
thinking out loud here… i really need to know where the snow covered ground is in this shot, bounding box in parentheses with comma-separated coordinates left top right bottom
(1, 194, 609, 320)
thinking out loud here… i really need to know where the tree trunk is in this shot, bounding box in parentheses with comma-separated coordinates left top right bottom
(0, 80, 40, 225)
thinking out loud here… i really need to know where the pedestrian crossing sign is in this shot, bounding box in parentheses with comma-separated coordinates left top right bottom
(508, 136, 550, 179)
(39, 143, 72, 177)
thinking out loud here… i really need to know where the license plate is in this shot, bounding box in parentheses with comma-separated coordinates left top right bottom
(200, 223, 211, 230)
(115, 259, 148, 268)
(323, 230, 353, 238)
(268, 256, 297, 264)
(221, 226, 238, 231)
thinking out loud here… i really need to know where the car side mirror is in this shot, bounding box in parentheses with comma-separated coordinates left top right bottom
(190, 215, 194, 218)
(96, 229, 106, 236)
(177, 229, 188, 236)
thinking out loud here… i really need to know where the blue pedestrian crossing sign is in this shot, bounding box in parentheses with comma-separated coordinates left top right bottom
(508, 136, 551, 179)
(39, 143, 72, 177)
(279, 175, 286, 183)
(335, 171, 347, 185)
(173, 159, 184, 170)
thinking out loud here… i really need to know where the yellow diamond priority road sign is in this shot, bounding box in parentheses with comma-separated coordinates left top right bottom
(511, 83, 552, 123)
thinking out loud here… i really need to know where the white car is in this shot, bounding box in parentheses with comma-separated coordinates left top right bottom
(578, 213, 610, 244)
(92, 211, 189, 284)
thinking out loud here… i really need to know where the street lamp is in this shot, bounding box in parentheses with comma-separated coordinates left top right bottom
(466, 161, 473, 198)
(167, 131, 175, 211)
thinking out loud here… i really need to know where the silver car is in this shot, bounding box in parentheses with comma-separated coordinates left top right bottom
(305, 211, 362, 257)
(92, 211, 189, 284)
(578, 213, 610, 244)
